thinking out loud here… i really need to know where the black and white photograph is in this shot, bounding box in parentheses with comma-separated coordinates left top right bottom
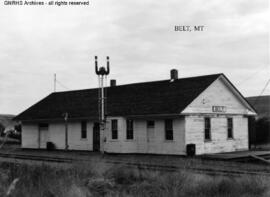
(0, 0, 269, 196)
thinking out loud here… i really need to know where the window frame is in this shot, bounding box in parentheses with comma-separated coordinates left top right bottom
(165, 119, 173, 141)
(227, 118, 233, 139)
(111, 119, 118, 140)
(81, 121, 87, 139)
(204, 117, 211, 141)
(147, 120, 155, 128)
(126, 119, 134, 140)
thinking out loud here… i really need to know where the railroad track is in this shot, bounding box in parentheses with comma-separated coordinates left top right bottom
(0, 152, 270, 177)
(107, 160, 270, 177)
(229, 154, 270, 163)
(0, 152, 73, 163)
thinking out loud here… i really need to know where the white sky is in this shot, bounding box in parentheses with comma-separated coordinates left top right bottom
(0, 0, 269, 115)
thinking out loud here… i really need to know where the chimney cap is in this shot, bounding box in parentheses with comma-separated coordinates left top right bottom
(170, 69, 178, 80)
(110, 79, 116, 87)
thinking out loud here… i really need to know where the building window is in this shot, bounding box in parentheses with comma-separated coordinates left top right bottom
(126, 119, 134, 140)
(165, 119, 173, 140)
(111, 119, 118, 139)
(227, 118, 233, 139)
(81, 121, 87, 139)
(147, 120, 155, 128)
(38, 123, 48, 129)
(204, 117, 211, 141)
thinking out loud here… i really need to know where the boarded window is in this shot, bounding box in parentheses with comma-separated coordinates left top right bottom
(126, 119, 134, 140)
(81, 121, 87, 139)
(204, 118, 211, 140)
(111, 119, 118, 139)
(165, 119, 173, 140)
(147, 120, 155, 128)
(227, 118, 233, 139)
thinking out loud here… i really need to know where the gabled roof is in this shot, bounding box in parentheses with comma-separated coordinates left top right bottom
(14, 74, 224, 121)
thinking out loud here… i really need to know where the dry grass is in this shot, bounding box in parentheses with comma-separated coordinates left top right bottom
(0, 161, 269, 197)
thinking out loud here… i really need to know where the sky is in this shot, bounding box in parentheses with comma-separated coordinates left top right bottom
(0, 0, 269, 115)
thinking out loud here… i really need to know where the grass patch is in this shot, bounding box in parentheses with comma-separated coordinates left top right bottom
(0, 161, 269, 197)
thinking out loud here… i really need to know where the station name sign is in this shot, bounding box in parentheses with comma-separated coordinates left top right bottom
(212, 106, 227, 113)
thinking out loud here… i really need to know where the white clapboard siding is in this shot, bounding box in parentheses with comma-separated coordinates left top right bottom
(183, 77, 250, 155)
(104, 117, 186, 155)
(21, 121, 93, 151)
(185, 115, 248, 155)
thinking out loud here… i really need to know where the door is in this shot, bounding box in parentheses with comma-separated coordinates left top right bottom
(39, 126, 49, 149)
(93, 123, 100, 151)
(147, 121, 155, 153)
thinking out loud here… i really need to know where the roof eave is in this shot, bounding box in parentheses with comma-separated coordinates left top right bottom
(19, 116, 99, 123)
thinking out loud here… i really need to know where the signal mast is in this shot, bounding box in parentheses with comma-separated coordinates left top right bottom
(95, 56, 110, 153)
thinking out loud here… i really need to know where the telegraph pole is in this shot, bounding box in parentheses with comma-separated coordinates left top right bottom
(54, 73, 56, 92)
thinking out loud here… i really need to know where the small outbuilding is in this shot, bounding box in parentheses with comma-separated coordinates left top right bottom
(14, 71, 256, 155)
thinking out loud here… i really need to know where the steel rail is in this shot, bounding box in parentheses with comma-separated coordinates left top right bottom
(0, 152, 270, 177)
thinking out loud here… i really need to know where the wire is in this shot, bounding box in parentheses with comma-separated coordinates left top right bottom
(258, 78, 270, 97)
(236, 65, 268, 86)
(250, 78, 270, 106)
(55, 79, 70, 90)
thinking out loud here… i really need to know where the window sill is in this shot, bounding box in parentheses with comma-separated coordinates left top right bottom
(164, 140, 174, 143)
(204, 139, 212, 143)
(125, 139, 135, 142)
(227, 138, 234, 140)
(109, 139, 119, 142)
(80, 138, 88, 141)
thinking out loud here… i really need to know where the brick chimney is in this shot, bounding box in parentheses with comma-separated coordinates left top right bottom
(170, 69, 178, 80)
(110, 79, 116, 87)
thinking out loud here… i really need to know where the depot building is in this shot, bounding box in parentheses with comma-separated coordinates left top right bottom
(14, 70, 256, 155)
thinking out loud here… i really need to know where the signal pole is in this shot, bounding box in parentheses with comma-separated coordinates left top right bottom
(95, 56, 110, 154)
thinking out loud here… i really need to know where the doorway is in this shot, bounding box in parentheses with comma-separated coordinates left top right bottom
(38, 123, 49, 149)
(93, 123, 100, 151)
(147, 120, 155, 153)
